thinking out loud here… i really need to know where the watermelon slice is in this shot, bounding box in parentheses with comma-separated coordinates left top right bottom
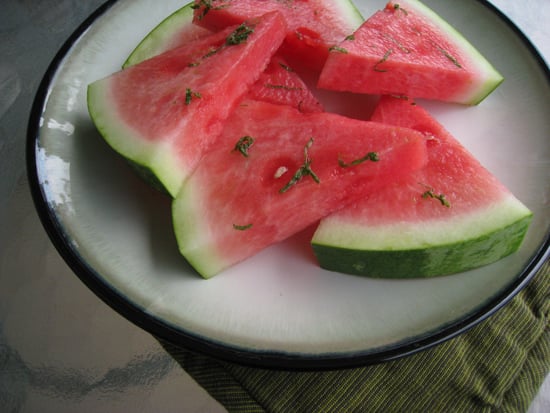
(124, 2, 323, 112)
(311, 96, 532, 278)
(317, 0, 504, 104)
(172, 99, 428, 278)
(191, 0, 364, 72)
(87, 12, 287, 197)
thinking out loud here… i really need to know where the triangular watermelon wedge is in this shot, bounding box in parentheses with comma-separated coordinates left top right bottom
(172, 99, 428, 278)
(311, 96, 532, 278)
(87, 11, 287, 197)
(318, 0, 503, 104)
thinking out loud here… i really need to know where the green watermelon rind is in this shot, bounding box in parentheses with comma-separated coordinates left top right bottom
(122, 2, 199, 69)
(126, 161, 171, 195)
(311, 195, 532, 278)
(112, 2, 203, 196)
(87, 78, 186, 197)
(172, 177, 224, 279)
(396, 0, 503, 105)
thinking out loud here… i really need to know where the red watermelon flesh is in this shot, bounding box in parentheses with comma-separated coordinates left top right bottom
(172, 99, 428, 278)
(87, 12, 287, 197)
(122, 3, 323, 113)
(247, 55, 324, 113)
(350, 97, 515, 221)
(191, 0, 364, 72)
(317, 0, 503, 104)
(311, 96, 532, 277)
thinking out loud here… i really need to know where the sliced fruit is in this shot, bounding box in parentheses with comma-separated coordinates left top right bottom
(88, 12, 287, 197)
(317, 0, 503, 104)
(191, 0, 364, 72)
(172, 99, 428, 278)
(311, 96, 532, 278)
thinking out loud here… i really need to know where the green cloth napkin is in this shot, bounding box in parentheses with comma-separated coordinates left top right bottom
(160, 261, 549, 412)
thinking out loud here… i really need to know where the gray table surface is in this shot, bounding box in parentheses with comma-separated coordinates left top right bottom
(1, 1, 548, 411)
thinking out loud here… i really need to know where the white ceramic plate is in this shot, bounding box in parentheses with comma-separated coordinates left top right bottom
(28, 0, 549, 369)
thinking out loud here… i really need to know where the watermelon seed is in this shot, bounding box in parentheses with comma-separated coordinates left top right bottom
(274, 166, 289, 179)
(345, 34, 355, 41)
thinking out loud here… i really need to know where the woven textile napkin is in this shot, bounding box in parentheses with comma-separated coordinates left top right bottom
(160, 261, 549, 412)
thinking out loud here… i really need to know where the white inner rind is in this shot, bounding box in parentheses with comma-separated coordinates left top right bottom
(312, 194, 532, 250)
(123, 3, 196, 68)
(87, 78, 187, 197)
(172, 177, 225, 279)
(326, 0, 365, 31)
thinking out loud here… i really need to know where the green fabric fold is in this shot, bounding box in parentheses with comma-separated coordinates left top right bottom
(160, 261, 549, 413)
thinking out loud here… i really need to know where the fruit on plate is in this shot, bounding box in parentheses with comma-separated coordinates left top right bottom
(86, 1, 525, 279)
(317, 0, 503, 104)
(88, 11, 287, 197)
(311, 95, 532, 278)
(172, 99, 428, 278)
(191, 0, 364, 72)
